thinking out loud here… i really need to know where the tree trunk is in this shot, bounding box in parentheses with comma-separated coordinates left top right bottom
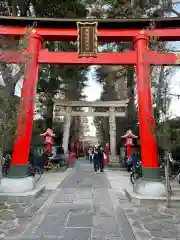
(45, 99, 54, 129)
(126, 66, 137, 129)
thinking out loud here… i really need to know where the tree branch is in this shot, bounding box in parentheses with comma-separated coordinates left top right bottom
(171, 8, 180, 16)
(1, 65, 23, 96)
(172, 1, 180, 5)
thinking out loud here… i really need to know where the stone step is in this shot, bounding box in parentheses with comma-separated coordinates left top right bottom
(124, 188, 180, 207)
(172, 186, 180, 191)
(172, 188, 180, 196)
(170, 183, 180, 196)
(171, 182, 180, 186)
(0, 185, 45, 204)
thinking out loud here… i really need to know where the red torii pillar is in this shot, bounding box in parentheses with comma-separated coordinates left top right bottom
(134, 32, 166, 196)
(1, 30, 42, 192)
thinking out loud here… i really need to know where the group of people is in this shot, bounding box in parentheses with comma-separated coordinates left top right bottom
(86, 144, 105, 173)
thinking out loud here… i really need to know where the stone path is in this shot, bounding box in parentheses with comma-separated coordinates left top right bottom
(118, 192, 180, 240)
(2, 161, 180, 240)
(106, 170, 180, 240)
(0, 190, 52, 239)
(0, 167, 71, 239)
(11, 159, 135, 240)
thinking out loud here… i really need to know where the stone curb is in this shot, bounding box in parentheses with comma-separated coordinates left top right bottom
(124, 188, 180, 206)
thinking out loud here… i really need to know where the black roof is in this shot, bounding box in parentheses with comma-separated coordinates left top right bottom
(0, 16, 180, 29)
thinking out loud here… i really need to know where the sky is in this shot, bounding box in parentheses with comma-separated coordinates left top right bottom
(83, 67, 102, 136)
(168, 69, 180, 117)
(169, 3, 180, 117)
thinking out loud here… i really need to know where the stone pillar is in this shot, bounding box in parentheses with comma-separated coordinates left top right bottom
(109, 107, 116, 158)
(62, 107, 71, 153)
(120, 146, 126, 167)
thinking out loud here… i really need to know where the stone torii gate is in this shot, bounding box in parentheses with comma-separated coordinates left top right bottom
(54, 100, 128, 155)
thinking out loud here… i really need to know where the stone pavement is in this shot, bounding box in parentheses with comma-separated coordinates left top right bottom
(2, 160, 179, 240)
(0, 168, 72, 239)
(36, 168, 72, 190)
(106, 170, 180, 240)
(5, 158, 135, 240)
(0, 190, 52, 239)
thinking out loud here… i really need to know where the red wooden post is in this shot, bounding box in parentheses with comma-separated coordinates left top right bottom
(104, 143, 109, 165)
(8, 30, 42, 178)
(76, 142, 79, 159)
(134, 32, 159, 181)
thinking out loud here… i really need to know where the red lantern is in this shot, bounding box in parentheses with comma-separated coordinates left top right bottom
(121, 130, 138, 158)
(40, 128, 55, 153)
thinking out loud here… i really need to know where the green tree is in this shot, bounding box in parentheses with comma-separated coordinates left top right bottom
(0, 96, 19, 151)
(0, 27, 35, 156)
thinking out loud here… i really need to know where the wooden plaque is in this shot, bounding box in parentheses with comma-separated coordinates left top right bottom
(77, 22, 98, 57)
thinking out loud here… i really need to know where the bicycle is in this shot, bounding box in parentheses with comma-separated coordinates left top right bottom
(161, 152, 180, 184)
(130, 152, 180, 185)
(2, 154, 42, 182)
(28, 164, 42, 182)
(130, 161, 142, 184)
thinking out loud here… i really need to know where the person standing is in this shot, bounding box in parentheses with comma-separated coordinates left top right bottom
(86, 148, 89, 160)
(89, 148, 93, 163)
(99, 146, 105, 172)
(93, 145, 100, 173)
(93, 145, 104, 173)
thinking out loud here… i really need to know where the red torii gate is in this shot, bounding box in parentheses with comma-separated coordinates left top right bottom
(0, 16, 180, 194)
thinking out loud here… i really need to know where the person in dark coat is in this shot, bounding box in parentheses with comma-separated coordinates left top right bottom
(93, 145, 100, 173)
(93, 145, 104, 173)
(99, 146, 104, 172)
